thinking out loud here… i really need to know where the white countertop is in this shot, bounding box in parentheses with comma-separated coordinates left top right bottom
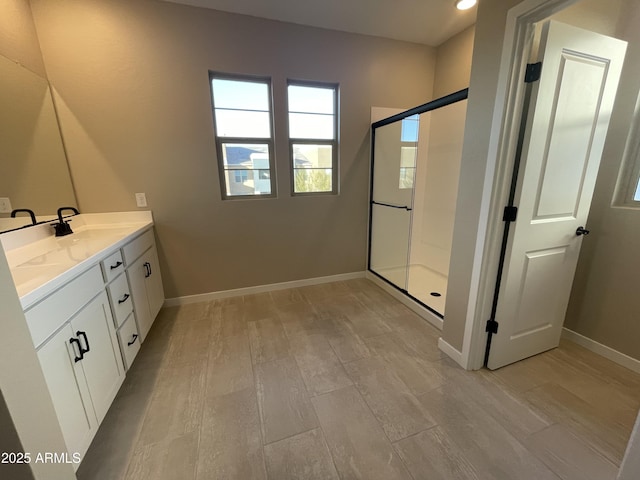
(1, 212, 154, 309)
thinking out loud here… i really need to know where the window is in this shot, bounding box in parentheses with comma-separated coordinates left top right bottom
(287, 81, 338, 194)
(399, 115, 419, 189)
(210, 74, 276, 198)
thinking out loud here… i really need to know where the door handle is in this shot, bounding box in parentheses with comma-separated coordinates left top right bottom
(69, 337, 84, 363)
(76, 331, 90, 355)
(575, 226, 590, 236)
(371, 200, 412, 211)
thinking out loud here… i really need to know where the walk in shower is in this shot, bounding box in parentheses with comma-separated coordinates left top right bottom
(368, 89, 468, 318)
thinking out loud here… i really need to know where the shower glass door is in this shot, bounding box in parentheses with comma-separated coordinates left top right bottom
(369, 115, 419, 291)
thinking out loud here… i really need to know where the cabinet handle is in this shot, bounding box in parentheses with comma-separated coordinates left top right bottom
(118, 293, 130, 304)
(69, 337, 84, 362)
(127, 334, 139, 346)
(77, 331, 90, 355)
(110, 261, 123, 270)
(144, 262, 151, 278)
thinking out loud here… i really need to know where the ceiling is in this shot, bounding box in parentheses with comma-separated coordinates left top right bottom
(160, 0, 477, 47)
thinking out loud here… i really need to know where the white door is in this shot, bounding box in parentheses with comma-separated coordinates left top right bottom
(487, 21, 627, 369)
(128, 253, 152, 342)
(145, 246, 165, 321)
(71, 292, 125, 424)
(37, 324, 97, 458)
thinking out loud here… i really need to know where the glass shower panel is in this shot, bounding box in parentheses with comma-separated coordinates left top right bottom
(406, 100, 468, 316)
(369, 116, 419, 291)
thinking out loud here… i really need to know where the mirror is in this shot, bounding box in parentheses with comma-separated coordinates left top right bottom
(0, 53, 77, 232)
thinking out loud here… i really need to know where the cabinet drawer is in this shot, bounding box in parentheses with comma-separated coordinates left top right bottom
(101, 250, 125, 283)
(122, 229, 154, 266)
(107, 273, 133, 328)
(26, 265, 103, 349)
(117, 313, 141, 370)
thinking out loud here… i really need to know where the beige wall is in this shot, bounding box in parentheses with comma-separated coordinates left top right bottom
(0, 2, 76, 479)
(443, 0, 640, 361)
(409, 26, 474, 278)
(0, 0, 45, 77)
(443, 0, 522, 351)
(564, 0, 640, 361)
(433, 25, 475, 98)
(30, 0, 436, 299)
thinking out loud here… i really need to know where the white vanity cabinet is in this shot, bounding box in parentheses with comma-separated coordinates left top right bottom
(32, 290, 124, 465)
(4, 213, 163, 468)
(124, 231, 164, 342)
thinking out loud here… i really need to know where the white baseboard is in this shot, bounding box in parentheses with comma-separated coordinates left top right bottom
(164, 271, 366, 307)
(365, 271, 443, 331)
(438, 337, 465, 367)
(562, 328, 640, 375)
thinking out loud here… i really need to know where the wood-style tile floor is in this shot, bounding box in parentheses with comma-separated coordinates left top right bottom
(77, 279, 640, 480)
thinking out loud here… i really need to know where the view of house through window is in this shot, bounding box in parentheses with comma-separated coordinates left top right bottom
(210, 75, 275, 198)
(288, 82, 338, 194)
(399, 115, 419, 189)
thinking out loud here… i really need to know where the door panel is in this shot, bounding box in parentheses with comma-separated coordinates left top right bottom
(37, 324, 97, 457)
(369, 118, 418, 291)
(534, 52, 609, 219)
(487, 21, 627, 369)
(370, 204, 412, 290)
(71, 292, 124, 424)
(146, 246, 165, 321)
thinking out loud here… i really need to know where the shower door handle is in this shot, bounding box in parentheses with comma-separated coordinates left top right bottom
(371, 201, 412, 211)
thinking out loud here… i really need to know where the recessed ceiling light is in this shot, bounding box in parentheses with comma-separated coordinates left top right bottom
(455, 0, 477, 10)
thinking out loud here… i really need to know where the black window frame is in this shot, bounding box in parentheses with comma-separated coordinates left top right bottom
(209, 71, 277, 200)
(286, 79, 339, 196)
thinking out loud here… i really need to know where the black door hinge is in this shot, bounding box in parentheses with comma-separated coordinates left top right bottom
(486, 319, 499, 334)
(525, 62, 542, 83)
(503, 206, 518, 222)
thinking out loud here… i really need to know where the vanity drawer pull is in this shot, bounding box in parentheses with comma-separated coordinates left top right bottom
(118, 293, 130, 304)
(110, 261, 123, 270)
(127, 334, 139, 346)
(77, 331, 90, 354)
(69, 337, 84, 363)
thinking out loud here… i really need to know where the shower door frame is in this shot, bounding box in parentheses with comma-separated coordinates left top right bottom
(368, 88, 469, 320)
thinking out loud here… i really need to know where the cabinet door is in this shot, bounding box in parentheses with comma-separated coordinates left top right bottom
(145, 246, 165, 321)
(70, 292, 125, 424)
(128, 254, 152, 342)
(37, 324, 97, 458)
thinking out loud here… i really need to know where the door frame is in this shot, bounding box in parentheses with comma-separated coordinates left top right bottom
(461, 0, 583, 370)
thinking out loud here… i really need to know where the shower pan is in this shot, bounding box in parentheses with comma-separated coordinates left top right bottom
(368, 89, 468, 318)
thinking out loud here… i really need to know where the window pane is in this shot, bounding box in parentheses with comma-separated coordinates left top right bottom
(634, 177, 640, 201)
(400, 146, 417, 168)
(399, 167, 415, 189)
(292, 144, 333, 169)
(294, 168, 332, 193)
(220, 143, 271, 196)
(215, 109, 271, 138)
(221, 143, 268, 167)
(289, 113, 334, 139)
(401, 115, 419, 142)
(212, 78, 269, 111)
(288, 85, 334, 114)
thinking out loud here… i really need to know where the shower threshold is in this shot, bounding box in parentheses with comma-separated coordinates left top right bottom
(373, 264, 447, 316)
